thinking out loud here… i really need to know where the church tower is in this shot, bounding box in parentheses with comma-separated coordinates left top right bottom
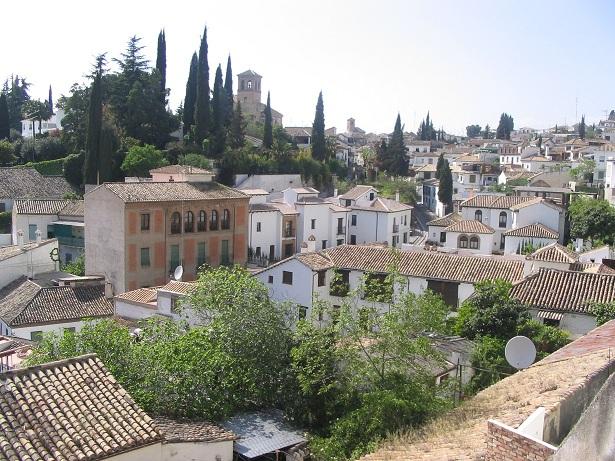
(237, 70, 262, 119)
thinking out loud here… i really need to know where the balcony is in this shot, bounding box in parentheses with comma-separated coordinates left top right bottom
(56, 235, 84, 248)
(336, 225, 346, 236)
(393, 224, 399, 233)
(283, 228, 295, 238)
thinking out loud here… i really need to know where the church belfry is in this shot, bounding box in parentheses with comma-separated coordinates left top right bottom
(235, 69, 283, 126)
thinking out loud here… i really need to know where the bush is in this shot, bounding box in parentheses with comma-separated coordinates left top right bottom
(0, 211, 11, 234)
(34, 137, 68, 161)
(61, 255, 85, 276)
(121, 144, 168, 177)
(0, 140, 17, 166)
(21, 157, 65, 176)
(179, 153, 213, 170)
(63, 152, 84, 189)
(590, 302, 615, 326)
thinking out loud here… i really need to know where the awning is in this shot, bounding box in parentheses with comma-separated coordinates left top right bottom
(538, 310, 563, 321)
(50, 221, 85, 227)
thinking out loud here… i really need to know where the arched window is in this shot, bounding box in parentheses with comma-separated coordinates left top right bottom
(198, 210, 207, 231)
(499, 211, 507, 228)
(184, 211, 194, 233)
(458, 235, 468, 248)
(221, 209, 231, 230)
(210, 210, 218, 230)
(171, 212, 181, 234)
(475, 210, 482, 222)
(469, 236, 479, 249)
(247, 80, 252, 89)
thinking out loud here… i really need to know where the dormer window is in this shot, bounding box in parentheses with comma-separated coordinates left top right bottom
(369, 192, 375, 201)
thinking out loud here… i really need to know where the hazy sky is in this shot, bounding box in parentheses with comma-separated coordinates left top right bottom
(2, 0, 614, 135)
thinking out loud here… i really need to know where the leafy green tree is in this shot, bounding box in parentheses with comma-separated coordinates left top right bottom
(0, 140, 16, 165)
(121, 144, 168, 177)
(57, 83, 89, 152)
(182, 52, 198, 137)
(0, 94, 10, 140)
(437, 159, 453, 212)
(22, 99, 52, 135)
(178, 153, 212, 170)
(496, 113, 514, 140)
(33, 137, 68, 161)
(516, 320, 569, 357)
(467, 336, 512, 392)
(568, 197, 615, 245)
(483, 124, 491, 139)
(63, 152, 85, 189)
(155, 29, 166, 103)
(224, 55, 234, 127)
(382, 114, 408, 176)
(466, 124, 481, 138)
(194, 26, 211, 145)
(210, 65, 226, 157)
(435, 152, 445, 179)
(62, 254, 85, 276)
(2, 75, 30, 132)
(311, 91, 326, 161)
(263, 92, 273, 149)
(230, 101, 246, 148)
(84, 55, 105, 185)
(590, 302, 615, 326)
(579, 115, 586, 140)
(570, 158, 595, 183)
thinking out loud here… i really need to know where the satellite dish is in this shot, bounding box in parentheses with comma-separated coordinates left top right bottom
(173, 265, 184, 281)
(505, 336, 537, 369)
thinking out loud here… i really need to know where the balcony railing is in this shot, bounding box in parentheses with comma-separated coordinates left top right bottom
(393, 224, 399, 233)
(170, 224, 181, 234)
(57, 235, 85, 248)
(336, 225, 346, 235)
(283, 228, 295, 238)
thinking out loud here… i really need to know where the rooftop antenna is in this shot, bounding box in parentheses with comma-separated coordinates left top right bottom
(173, 265, 184, 281)
(505, 336, 536, 369)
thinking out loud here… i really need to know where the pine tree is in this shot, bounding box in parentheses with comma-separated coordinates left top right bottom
(156, 29, 167, 104)
(0, 94, 9, 140)
(435, 152, 445, 179)
(484, 124, 491, 139)
(438, 159, 453, 213)
(311, 91, 326, 161)
(230, 101, 245, 148)
(425, 112, 431, 141)
(183, 52, 198, 136)
(48, 85, 54, 114)
(224, 55, 234, 127)
(384, 114, 409, 176)
(210, 65, 226, 157)
(263, 92, 273, 149)
(85, 55, 106, 185)
(579, 115, 586, 140)
(554, 124, 558, 134)
(194, 26, 211, 146)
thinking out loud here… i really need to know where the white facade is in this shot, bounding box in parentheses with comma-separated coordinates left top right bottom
(503, 235, 557, 255)
(10, 319, 86, 341)
(20, 109, 64, 139)
(0, 239, 58, 289)
(606, 157, 615, 206)
(499, 154, 521, 165)
(442, 231, 494, 255)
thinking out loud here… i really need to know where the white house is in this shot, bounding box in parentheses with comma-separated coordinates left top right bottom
(438, 220, 495, 255)
(0, 238, 58, 289)
(335, 185, 412, 247)
(20, 109, 64, 138)
(422, 179, 447, 217)
(503, 224, 559, 255)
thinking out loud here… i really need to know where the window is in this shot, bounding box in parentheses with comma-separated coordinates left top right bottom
(247, 80, 252, 89)
(337, 239, 343, 245)
(469, 175, 476, 183)
(350, 234, 356, 244)
(282, 271, 293, 285)
(311, 219, 316, 229)
(299, 306, 308, 320)
(330, 269, 350, 297)
(140, 213, 150, 231)
(500, 234, 505, 250)
(440, 232, 446, 243)
(284, 243, 293, 257)
(0, 203, 4, 212)
(322, 240, 327, 249)
(369, 192, 375, 200)
(284, 221, 293, 237)
(197, 242, 206, 268)
(256, 222, 262, 232)
(474, 210, 482, 222)
(392, 235, 399, 247)
(221, 209, 231, 229)
(65, 253, 73, 263)
(30, 331, 43, 341)
(29, 224, 37, 241)
(171, 212, 181, 234)
(255, 247, 261, 257)
(317, 270, 326, 286)
(140, 248, 150, 267)
(210, 210, 218, 230)
(268, 275, 274, 284)
(403, 232, 408, 243)
(198, 210, 207, 231)
(499, 211, 507, 228)
(170, 245, 180, 271)
(469, 236, 479, 249)
(345, 199, 351, 206)
(221, 239, 230, 265)
(459, 235, 468, 248)
(184, 211, 194, 233)
(351, 215, 357, 226)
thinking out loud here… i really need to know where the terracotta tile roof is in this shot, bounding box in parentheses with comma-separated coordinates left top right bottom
(427, 212, 463, 227)
(99, 182, 247, 203)
(149, 165, 212, 174)
(414, 164, 437, 172)
(526, 243, 578, 263)
(504, 223, 559, 239)
(58, 200, 84, 217)
(0, 354, 162, 460)
(460, 194, 539, 210)
(540, 319, 615, 364)
(324, 245, 524, 283)
(444, 219, 494, 234)
(154, 416, 235, 443)
(509, 196, 555, 210)
(339, 185, 376, 200)
(351, 197, 412, 213)
(115, 288, 158, 305)
(13, 199, 71, 215)
(0, 168, 73, 200)
(0, 277, 114, 327)
(296, 252, 335, 271)
(0, 239, 56, 262)
(510, 269, 615, 313)
(159, 281, 196, 295)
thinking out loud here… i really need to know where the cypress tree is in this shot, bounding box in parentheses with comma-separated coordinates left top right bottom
(435, 153, 445, 179)
(0, 94, 9, 140)
(211, 64, 226, 157)
(579, 115, 586, 139)
(311, 91, 326, 161)
(84, 55, 105, 185)
(484, 124, 491, 139)
(194, 26, 211, 146)
(438, 159, 453, 213)
(182, 52, 198, 136)
(230, 101, 245, 148)
(224, 55, 234, 127)
(263, 92, 273, 149)
(48, 85, 53, 115)
(385, 113, 409, 176)
(155, 30, 167, 103)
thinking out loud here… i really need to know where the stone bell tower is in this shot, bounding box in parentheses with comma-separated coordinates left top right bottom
(237, 70, 262, 120)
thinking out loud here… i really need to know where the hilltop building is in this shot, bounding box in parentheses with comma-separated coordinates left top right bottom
(236, 70, 283, 126)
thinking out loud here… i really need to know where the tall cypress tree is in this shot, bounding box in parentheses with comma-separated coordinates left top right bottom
(263, 92, 273, 149)
(182, 52, 198, 136)
(230, 101, 245, 148)
(0, 94, 9, 140)
(579, 115, 586, 140)
(435, 152, 445, 179)
(385, 113, 409, 176)
(211, 64, 226, 156)
(224, 55, 234, 127)
(48, 85, 54, 115)
(311, 91, 326, 161)
(438, 160, 453, 214)
(194, 26, 211, 146)
(84, 55, 106, 185)
(156, 29, 167, 103)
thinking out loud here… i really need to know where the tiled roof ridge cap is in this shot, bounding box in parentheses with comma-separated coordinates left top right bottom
(0, 352, 99, 379)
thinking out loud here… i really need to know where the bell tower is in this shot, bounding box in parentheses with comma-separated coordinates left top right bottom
(237, 70, 262, 114)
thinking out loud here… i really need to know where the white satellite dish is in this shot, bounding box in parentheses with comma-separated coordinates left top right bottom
(505, 335, 536, 370)
(173, 265, 184, 281)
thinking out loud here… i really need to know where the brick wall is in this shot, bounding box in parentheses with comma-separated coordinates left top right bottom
(486, 419, 556, 461)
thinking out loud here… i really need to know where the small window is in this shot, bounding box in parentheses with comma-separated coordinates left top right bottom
(210, 210, 219, 230)
(284, 243, 293, 257)
(268, 275, 274, 284)
(350, 235, 357, 245)
(256, 222, 262, 232)
(221, 239, 230, 265)
(283, 271, 293, 285)
(222, 209, 231, 230)
(29, 224, 37, 241)
(322, 240, 327, 249)
(170, 244, 180, 272)
(499, 211, 507, 228)
(171, 212, 181, 234)
(140, 247, 151, 267)
(317, 270, 326, 286)
(141, 213, 150, 231)
(440, 232, 446, 243)
(311, 219, 316, 229)
(474, 210, 482, 222)
(30, 331, 43, 341)
(369, 192, 375, 200)
(198, 210, 207, 231)
(197, 242, 207, 268)
(184, 211, 194, 233)
(351, 215, 357, 226)
(345, 199, 351, 206)
(469, 236, 479, 249)
(469, 175, 476, 183)
(459, 235, 468, 248)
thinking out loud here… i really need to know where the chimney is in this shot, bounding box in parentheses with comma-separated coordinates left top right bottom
(16, 230, 24, 248)
(105, 281, 114, 299)
(395, 190, 400, 202)
(303, 235, 317, 253)
(35, 229, 42, 244)
(334, 188, 338, 198)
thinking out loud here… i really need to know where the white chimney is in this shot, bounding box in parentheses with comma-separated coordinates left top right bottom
(16, 230, 24, 248)
(302, 235, 317, 253)
(395, 190, 400, 202)
(334, 188, 338, 198)
(35, 229, 42, 244)
(105, 281, 114, 299)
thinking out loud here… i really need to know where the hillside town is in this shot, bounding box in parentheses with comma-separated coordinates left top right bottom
(2, 4, 615, 461)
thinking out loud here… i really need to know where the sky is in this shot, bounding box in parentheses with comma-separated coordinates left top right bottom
(2, 0, 615, 135)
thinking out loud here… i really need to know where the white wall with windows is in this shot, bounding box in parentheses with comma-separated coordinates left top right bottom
(442, 231, 494, 255)
(248, 209, 282, 259)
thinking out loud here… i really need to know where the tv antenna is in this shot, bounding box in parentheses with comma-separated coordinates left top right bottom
(505, 336, 536, 370)
(173, 265, 184, 281)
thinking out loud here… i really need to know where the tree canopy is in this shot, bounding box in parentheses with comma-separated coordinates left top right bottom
(496, 113, 514, 140)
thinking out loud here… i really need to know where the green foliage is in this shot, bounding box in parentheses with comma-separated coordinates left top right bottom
(121, 144, 168, 177)
(379, 114, 409, 176)
(590, 302, 615, 326)
(229, 101, 246, 148)
(579, 115, 586, 140)
(210, 65, 226, 157)
(570, 159, 595, 183)
(418, 112, 437, 141)
(263, 92, 273, 149)
(63, 152, 85, 189)
(0, 140, 16, 165)
(61, 255, 85, 276)
(183, 52, 198, 136)
(178, 153, 213, 170)
(466, 124, 481, 138)
(568, 196, 615, 245)
(2, 75, 30, 132)
(437, 160, 453, 211)
(0, 94, 10, 140)
(466, 336, 512, 393)
(0, 211, 11, 234)
(454, 280, 530, 340)
(57, 83, 89, 152)
(496, 113, 514, 140)
(194, 27, 211, 145)
(516, 320, 570, 357)
(312, 92, 327, 161)
(21, 157, 65, 176)
(155, 30, 167, 102)
(32, 137, 68, 161)
(22, 99, 52, 133)
(85, 56, 105, 185)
